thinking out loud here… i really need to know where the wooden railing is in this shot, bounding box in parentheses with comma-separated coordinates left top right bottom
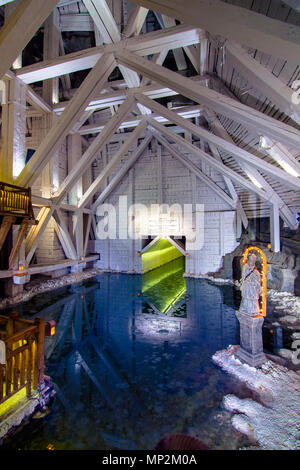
(0, 312, 45, 404)
(0, 182, 34, 219)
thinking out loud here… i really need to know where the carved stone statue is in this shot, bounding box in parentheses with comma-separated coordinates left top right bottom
(235, 250, 266, 367)
(239, 253, 262, 316)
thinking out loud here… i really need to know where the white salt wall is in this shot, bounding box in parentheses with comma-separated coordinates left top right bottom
(92, 140, 238, 275)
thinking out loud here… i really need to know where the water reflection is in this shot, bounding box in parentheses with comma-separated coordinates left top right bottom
(1, 269, 253, 451)
(142, 258, 186, 316)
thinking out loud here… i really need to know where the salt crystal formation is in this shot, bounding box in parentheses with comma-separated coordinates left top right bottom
(212, 345, 300, 450)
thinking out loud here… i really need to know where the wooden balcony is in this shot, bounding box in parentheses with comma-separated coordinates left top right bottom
(0, 182, 34, 220)
(0, 312, 45, 404)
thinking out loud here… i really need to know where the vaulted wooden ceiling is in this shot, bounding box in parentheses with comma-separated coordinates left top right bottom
(0, 0, 300, 261)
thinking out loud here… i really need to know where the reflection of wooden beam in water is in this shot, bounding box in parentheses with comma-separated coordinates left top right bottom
(72, 300, 83, 345)
(89, 335, 149, 415)
(52, 382, 92, 447)
(89, 335, 129, 386)
(35, 283, 98, 320)
(35, 293, 77, 319)
(76, 350, 113, 407)
(163, 293, 186, 316)
(45, 299, 76, 360)
(141, 294, 162, 316)
(142, 294, 186, 318)
(82, 297, 91, 331)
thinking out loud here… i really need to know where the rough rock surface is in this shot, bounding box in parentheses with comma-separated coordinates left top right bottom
(212, 345, 300, 450)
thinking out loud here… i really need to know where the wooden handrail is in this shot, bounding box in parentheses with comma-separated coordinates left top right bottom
(0, 313, 45, 404)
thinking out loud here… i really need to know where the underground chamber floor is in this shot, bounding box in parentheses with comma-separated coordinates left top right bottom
(1, 261, 263, 450)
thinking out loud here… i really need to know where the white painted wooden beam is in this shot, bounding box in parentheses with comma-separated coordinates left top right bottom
(57, 0, 79, 6)
(135, 93, 300, 190)
(165, 236, 186, 256)
(52, 209, 77, 259)
(53, 95, 135, 205)
(129, 0, 300, 63)
(59, 13, 94, 32)
(0, 1, 15, 5)
(141, 235, 160, 254)
(83, 0, 148, 115)
(270, 204, 281, 253)
(259, 136, 300, 178)
(123, 5, 149, 37)
(53, 75, 209, 115)
(161, 15, 187, 71)
(25, 207, 55, 263)
(204, 109, 298, 230)
(116, 49, 300, 149)
(91, 133, 153, 211)
(16, 53, 116, 187)
(79, 104, 202, 135)
(16, 24, 202, 83)
(226, 41, 300, 125)
(83, 0, 120, 43)
(0, 0, 59, 80)
(83, 214, 92, 257)
(26, 86, 52, 114)
(78, 120, 147, 209)
(74, 210, 84, 259)
(147, 118, 273, 201)
(154, 132, 236, 209)
(204, 138, 248, 229)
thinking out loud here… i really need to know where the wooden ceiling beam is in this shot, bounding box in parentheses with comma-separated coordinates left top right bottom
(91, 133, 153, 212)
(225, 41, 300, 125)
(115, 49, 300, 149)
(155, 132, 236, 209)
(135, 93, 300, 190)
(53, 75, 209, 115)
(79, 120, 147, 209)
(123, 5, 149, 37)
(0, 0, 60, 80)
(129, 0, 300, 63)
(147, 118, 269, 201)
(16, 24, 202, 84)
(16, 53, 116, 188)
(52, 95, 136, 204)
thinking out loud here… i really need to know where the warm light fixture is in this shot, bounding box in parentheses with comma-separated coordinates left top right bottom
(45, 320, 56, 337)
(243, 246, 267, 317)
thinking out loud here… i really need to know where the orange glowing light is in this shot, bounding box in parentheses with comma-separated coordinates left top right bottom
(243, 246, 267, 317)
(137, 251, 141, 256)
(46, 444, 55, 451)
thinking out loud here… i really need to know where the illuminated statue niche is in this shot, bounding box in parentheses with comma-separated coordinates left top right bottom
(240, 246, 267, 317)
(235, 246, 267, 367)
